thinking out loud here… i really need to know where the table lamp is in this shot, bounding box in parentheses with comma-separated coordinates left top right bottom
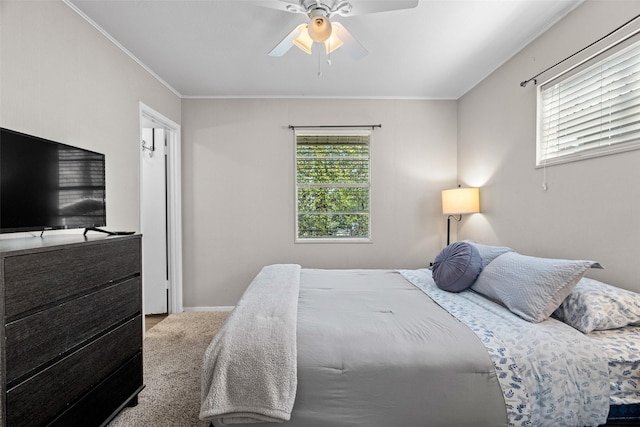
(442, 187, 480, 245)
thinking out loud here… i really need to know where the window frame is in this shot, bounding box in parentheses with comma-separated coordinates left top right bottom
(294, 128, 372, 244)
(536, 35, 640, 167)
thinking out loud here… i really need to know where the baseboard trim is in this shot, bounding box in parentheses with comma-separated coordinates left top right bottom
(182, 306, 234, 312)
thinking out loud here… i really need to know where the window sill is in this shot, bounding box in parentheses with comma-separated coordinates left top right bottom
(295, 237, 372, 244)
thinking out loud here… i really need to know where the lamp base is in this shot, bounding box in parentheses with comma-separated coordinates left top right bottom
(446, 214, 462, 246)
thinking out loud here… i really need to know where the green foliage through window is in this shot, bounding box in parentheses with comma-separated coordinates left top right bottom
(296, 132, 370, 240)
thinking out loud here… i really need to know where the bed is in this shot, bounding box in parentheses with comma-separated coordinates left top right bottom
(199, 242, 640, 427)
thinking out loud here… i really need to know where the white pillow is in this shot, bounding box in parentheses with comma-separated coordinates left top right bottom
(464, 241, 514, 269)
(554, 278, 640, 333)
(471, 251, 601, 323)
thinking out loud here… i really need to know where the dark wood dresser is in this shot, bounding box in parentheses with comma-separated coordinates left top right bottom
(0, 234, 144, 426)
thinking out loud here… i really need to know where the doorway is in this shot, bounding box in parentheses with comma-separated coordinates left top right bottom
(139, 102, 183, 315)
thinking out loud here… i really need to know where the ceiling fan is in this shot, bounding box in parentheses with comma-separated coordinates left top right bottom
(260, 0, 419, 60)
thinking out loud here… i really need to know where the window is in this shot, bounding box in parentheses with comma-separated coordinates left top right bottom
(537, 37, 640, 166)
(295, 129, 371, 242)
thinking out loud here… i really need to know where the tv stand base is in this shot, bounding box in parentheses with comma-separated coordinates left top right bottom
(84, 227, 135, 236)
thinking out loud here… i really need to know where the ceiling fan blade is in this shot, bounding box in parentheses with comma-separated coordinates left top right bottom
(340, 0, 419, 17)
(251, 1, 419, 16)
(333, 23, 367, 60)
(247, 0, 305, 14)
(268, 24, 304, 57)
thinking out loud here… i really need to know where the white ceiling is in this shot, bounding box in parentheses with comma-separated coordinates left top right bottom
(66, 0, 583, 99)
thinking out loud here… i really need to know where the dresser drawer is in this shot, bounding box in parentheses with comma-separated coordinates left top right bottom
(6, 315, 142, 426)
(48, 352, 143, 427)
(5, 277, 141, 383)
(3, 237, 140, 318)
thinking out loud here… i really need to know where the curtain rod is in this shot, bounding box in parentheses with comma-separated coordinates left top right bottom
(288, 124, 382, 130)
(520, 13, 640, 88)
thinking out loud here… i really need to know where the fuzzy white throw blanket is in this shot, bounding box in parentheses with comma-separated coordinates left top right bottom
(200, 264, 301, 424)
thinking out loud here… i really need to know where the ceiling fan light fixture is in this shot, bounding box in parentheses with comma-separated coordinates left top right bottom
(324, 23, 344, 54)
(307, 9, 332, 42)
(292, 24, 314, 54)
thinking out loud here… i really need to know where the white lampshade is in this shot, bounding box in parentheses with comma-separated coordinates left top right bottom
(442, 187, 480, 215)
(307, 10, 332, 42)
(325, 22, 345, 54)
(293, 22, 346, 56)
(293, 24, 313, 54)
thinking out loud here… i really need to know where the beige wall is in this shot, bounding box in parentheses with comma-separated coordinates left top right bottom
(181, 98, 458, 306)
(0, 0, 181, 233)
(458, 0, 640, 291)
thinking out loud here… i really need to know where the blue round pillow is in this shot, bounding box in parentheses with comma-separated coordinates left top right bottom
(432, 242, 482, 292)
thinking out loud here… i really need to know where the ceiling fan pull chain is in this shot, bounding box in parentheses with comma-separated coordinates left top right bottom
(317, 50, 323, 77)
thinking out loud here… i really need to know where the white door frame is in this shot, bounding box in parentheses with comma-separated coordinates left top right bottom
(139, 102, 183, 314)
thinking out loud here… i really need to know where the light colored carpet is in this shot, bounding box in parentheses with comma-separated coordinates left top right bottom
(108, 311, 230, 427)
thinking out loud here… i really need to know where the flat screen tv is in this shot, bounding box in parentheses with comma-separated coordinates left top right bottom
(0, 127, 106, 234)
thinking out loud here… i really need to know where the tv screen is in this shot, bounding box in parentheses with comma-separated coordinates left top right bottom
(0, 128, 106, 233)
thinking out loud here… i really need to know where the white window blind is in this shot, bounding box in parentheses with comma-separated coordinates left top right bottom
(295, 130, 371, 242)
(538, 38, 640, 166)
